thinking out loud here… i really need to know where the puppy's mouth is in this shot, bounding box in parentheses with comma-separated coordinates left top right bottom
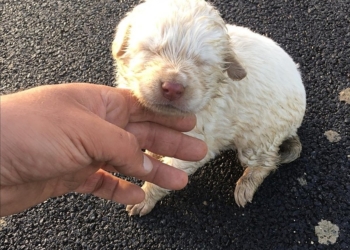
(136, 84, 197, 115)
(144, 100, 192, 115)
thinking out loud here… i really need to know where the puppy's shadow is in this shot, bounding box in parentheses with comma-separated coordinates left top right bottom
(160, 139, 307, 213)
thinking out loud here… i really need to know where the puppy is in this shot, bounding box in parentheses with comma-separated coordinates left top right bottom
(112, 0, 306, 216)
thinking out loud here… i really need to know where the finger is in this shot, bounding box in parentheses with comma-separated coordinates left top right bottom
(46, 84, 196, 132)
(101, 157, 188, 191)
(137, 156, 189, 190)
(126, 122, 208, 161)
(74, 169, 145, 205)
(130, 108, 197, 132)
(101, 87, 197, 131)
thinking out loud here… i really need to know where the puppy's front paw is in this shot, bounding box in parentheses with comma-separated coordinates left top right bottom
(126, 199, 157, 217)
(126, 181, 169, 216)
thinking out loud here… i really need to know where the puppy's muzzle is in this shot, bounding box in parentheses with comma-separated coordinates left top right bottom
(161, 82, 185, 101)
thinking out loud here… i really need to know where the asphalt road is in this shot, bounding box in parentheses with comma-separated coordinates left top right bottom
(1, 0, 349, 249)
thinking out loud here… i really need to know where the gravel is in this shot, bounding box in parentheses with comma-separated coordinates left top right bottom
(1, 0, 349, 249)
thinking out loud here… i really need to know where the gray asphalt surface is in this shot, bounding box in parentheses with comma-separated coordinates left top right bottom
(1, 0, 349, 249)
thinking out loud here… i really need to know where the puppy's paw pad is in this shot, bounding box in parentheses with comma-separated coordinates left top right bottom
(126, 201, 155, 217)
(234, 177, 256, 207)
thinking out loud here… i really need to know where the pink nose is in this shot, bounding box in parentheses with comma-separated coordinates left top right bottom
(161, 82, 185, 101)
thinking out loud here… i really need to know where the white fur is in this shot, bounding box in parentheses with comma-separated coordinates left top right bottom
(112, 0, 306, 216)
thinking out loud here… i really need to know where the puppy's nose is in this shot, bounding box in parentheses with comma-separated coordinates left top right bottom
(161, 82, 185, 101)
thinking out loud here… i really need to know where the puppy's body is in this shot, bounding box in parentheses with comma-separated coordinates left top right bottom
(113, 0, 306, 216)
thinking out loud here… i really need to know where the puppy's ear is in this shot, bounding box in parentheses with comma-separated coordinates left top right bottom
(112, 15, 132, 59)
(226, 53, 247, 80)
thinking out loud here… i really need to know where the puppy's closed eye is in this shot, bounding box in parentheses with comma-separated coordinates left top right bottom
(192, 56, 209, 67)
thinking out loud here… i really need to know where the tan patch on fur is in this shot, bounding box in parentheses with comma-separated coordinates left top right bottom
(226, 53, 247, 80)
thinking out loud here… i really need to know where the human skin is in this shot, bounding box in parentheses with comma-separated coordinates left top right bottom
(0, 83, 207, 216)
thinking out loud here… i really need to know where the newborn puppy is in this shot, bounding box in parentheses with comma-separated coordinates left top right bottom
(112, 0, 306, 216)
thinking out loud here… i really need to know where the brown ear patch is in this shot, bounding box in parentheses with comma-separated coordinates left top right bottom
(226, 54, 247, 80)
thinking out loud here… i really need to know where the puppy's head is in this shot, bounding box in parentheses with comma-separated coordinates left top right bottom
(112, 0, 246, 115)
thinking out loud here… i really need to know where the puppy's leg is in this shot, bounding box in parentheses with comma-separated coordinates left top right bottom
(126, 155, 212, 216)
(234, 147, 279, 207)
(126, 180, 168, 216)
(234, 165, 277, 207)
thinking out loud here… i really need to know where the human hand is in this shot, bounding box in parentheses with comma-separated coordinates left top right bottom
(0, 83, 207, 216)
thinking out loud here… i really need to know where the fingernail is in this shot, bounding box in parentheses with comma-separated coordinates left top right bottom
(143, 155, 153, 173)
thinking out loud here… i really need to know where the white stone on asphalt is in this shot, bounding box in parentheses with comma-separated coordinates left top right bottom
(315, 219, 339, 245)
(339, 88, 350, 104)
(324, 130, 341, 143)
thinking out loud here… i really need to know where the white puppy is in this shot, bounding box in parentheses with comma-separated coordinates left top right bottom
(112, 0, 306, 216)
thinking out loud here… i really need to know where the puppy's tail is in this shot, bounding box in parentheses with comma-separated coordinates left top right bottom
(278, 135, 302, 164)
